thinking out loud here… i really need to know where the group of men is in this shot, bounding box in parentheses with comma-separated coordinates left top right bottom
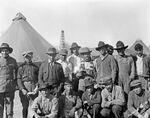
(0, 40, 150, 118)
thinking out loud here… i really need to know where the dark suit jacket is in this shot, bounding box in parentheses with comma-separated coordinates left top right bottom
(38, 60, 65, 87)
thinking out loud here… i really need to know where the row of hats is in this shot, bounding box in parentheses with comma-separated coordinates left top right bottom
(0, 41, 143, 56)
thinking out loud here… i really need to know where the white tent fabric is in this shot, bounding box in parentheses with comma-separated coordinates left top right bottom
(129, 40, 150, 55)
(0, 13, 54, 62)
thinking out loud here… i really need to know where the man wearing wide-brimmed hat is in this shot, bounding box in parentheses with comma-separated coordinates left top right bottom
(57, 49, 72, 80)
(124, 79, 150, 118)
(95, 41, 117, 84)
(77, 47, 96, 97)
(100, 76, 125, 118)
(67, 42, 82, 92)
(82, 76, 101, 118)
(59, 80, 83, 118)
(38, 47, 65, 97)
(114, 41, 135, 102)
(134, 43, 150, 91)
(17, 51, 39, 118)
(31, 83, 58, 118)
(0, 43, 18, 118)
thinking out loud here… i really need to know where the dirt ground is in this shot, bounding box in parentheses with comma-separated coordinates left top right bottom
(3, 90, 26, 118)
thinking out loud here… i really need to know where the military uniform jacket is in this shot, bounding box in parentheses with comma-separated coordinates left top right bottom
(0, 56, 18, 92)
(17, 62, 39, 91)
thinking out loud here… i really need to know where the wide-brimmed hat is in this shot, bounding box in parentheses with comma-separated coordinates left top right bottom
(59, 49, 68, 56)
(0, 43, 13, 53)
(114, 41, 128, 50)
(38, 84, 52, 91)
(22, 51, 33, 58)
(99, 76, 112, 85)
(46, 47, 58, 55)
(95, 41, 108, 51)
(79, 47, 92, 54)
(130, 79, 141, 88)
(70, 42, 81, 50)
(84, 76, 94, 87)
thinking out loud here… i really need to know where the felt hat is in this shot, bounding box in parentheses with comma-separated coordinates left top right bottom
(0, 43, 13, 53)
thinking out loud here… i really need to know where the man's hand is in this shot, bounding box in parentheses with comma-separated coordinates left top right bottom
(69, 107, 76, 117)
(21, 89, 28, 95)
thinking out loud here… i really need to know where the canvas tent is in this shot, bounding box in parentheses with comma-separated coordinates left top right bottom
(129, 40, 150, 55)
(0, 13, 54, 62)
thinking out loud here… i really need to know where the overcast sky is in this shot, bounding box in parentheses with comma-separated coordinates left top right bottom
(0, 0, 150, 48)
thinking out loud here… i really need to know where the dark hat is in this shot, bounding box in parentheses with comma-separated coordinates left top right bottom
(130, 79, 141, 88)
(22, 51, 33, 58)
(79, 47, 92, 54)
(46, 47, 58, 55)
(99, 76, 112, 85)
(38, 84, 52, 91)
(84, 76, 94, 87)
(134, 43, 143, 51)
(114, 41, 128, 50)
(70, 42, 81, 50)
(59, 49, 68, 56)
(95, 41, 108, 51)
(0, 43, 13, 53)
(64, 80, 73, 86)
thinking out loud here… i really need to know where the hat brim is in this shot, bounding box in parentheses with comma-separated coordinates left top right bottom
(80, 51, 92, 54)
(95, 44, 108, 51)
(0, 47, 13, 53)
(114, 46, 128, 50)
(70, 46, 81, 50)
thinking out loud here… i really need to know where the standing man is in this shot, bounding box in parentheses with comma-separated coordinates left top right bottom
(17, 51, 39, 118)
(114, 41, 135, 102)
(78, 47, 96, 97)
(95, 41, 118, 84)
(100, 76, 125, 118)
(57, 49, 72, 81)
(134, 43, 150, 90)
(38, 47, 65, 97)
(67, 42, 82, 92)
(0, 43, 18, 118)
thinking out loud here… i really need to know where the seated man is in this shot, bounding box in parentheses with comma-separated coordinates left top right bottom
(59, 80, 83, 118)
(124, 79, 150, 118)
(30, 84, 58, 118)
(100, 76, 125, 118)
(82, 77, 101, 118)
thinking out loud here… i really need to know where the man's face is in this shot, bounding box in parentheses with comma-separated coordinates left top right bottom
(48, 54, 56, 62)
(64, 84, 73, 93)
(40, 88, 50, 97)
(60, 55, 66, 61)
(136, 50, 143, 57)
(82, 52, 90, 60)
(1, 49, 10, 58)
(72, 48, 79, 55)
(105, 83, 113, 92)
(24, 56, 32, 63)
(99, 47, 107, 56)
(86, 85, 94, 94)
(117, 49, 125, 56)
(134, 86, 142, 95)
